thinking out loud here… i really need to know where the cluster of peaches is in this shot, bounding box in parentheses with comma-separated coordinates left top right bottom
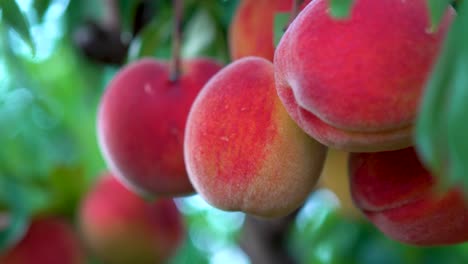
(20, 3, 457, 264)
(0, 175, 184, 264)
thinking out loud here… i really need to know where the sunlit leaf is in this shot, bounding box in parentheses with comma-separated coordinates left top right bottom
(0, 180, 30, 252)
(127, 6, 172, 62)
(0, 0, 35, 54)
(33, 0, 52, 21)
(274, 12, 289, 47)
(182, 9, 216, 57)
(329, 0, 354, 18)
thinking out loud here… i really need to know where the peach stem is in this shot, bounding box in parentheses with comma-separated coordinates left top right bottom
(288, 0, 304, 26)
(103, 0, 121, 32)
(170, 0, 183, 82)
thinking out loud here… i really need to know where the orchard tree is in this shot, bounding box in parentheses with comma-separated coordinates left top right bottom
(1, 0, 468, 264)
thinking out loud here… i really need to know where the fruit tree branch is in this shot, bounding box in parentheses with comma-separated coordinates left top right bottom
(170, 0, 183, 82)
(240, 210, 299, 264)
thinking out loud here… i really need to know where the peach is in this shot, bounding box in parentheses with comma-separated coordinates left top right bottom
(79, 174, 185, 264)
(97, 58, 222, 197)
(229, 0, 311, 61)
(184, 57, 327, 218)
(349, 147, 468, 245)
(274, 0, 454, 152)
(0, 218, 83, 264)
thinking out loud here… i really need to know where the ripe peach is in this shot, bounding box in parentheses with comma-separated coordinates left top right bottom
(274, 0, 454, 152)
(229, 0, 311, 61)
(97, 58, 222, 197)
(0, 218, 83, 264)
(79, 174, 185, 264)
(349, 148, 468, 245)
(184, 57, 327, 218)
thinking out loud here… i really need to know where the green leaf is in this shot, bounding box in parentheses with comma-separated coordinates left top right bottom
(33, 0, 52, 21)
(415, 0, 468, 194)
(127, 6, 172, 62)
(200, 0, 239, 29)
(0, 0, 35, 54)
(0, 180, 30, 252)
(274, 12, 290, 47)
(46, 165, 87, 216)
(427, 0, 452, 30)
(118, 0, 140, 33)
(182, 9, 217, 58)
(0, 214, 29, 253)
(329, 0, 354, 18)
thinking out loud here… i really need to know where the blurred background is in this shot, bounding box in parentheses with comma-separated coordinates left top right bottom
(0, 0, 468, 263)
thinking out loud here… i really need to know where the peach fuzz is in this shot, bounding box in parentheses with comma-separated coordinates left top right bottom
(184, 57, 327, 218)
(97, 58, 222, 197)
(274, 0, 454, 152)
(229, 0, 311, 61)
(0, 218, 83, 264)
(79, 174, 185, 264)
(349, 147, 468, 246)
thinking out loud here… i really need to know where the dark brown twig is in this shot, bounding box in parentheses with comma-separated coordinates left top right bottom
(170, 0, 183, 82)
(240, 210, 300, 264)
(288, 0, 305, 26)
(103, 0, 121, 32)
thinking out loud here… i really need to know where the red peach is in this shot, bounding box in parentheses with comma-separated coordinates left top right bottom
(349, 147, 468, 245)
(79, 174, 185, 264)
(274, 0, 454, 152)
(184, 57, 327, 218)
(0, 218, 83, 264)
(97, 58, 222, 197)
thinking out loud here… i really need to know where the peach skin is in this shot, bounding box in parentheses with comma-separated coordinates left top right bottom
(274, 0, 454, 152)
(80, 174, 185, 264)
(349, 147, 468, 246)
(0, 218, 83, 264)
(97, 58, 222, 197)
(184, 57, 327, 218)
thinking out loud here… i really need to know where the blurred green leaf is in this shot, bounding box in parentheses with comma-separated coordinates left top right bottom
(24, 39, 106, 179)
(329, 0, 354, 18)
(127, 6, 172, 62)
(0, 215, 29, 254)
(427, 0, 453, 30)
(274, 12, 289, 47)
(0, 51, 78, 179)
(0, 0, 35, 54)
(118, 0, 141, 33)
(128, 1, 230, 63)
(33, 0, 52, 21)
(0, 180, 30, 253)
(183, 9, 215, 56)
(169, 238, 209, 264)
(182, 9, 219, 59)
(65, 0, 104, 32)
(47, 165, 87, 216)
(415, 0, 468, 193)
(205, 0, 239, 28)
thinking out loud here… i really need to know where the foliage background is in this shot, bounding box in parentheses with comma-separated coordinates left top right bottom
(0, 0, 467, 263)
